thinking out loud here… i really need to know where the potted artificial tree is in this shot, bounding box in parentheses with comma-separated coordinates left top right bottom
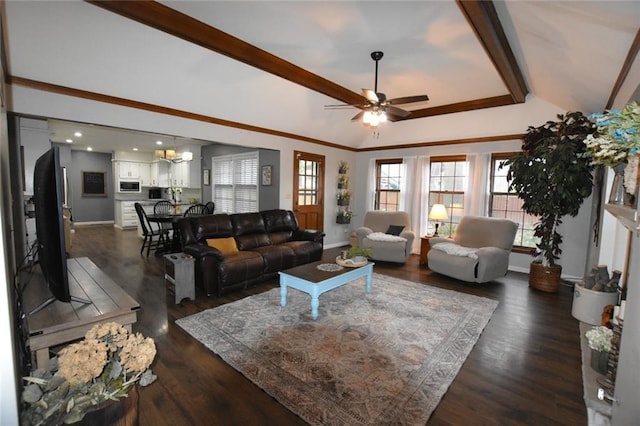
(503, 111, 595, 292)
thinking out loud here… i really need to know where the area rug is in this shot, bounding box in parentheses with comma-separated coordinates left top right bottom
(176, 273, 498, 425)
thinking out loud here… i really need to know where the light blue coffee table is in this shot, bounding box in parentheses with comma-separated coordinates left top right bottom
(279, 260, 374, 320)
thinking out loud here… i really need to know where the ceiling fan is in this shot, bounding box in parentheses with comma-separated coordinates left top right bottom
(325, 51, 429, 127)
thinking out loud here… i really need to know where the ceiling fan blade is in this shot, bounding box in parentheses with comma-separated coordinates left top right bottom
(362, 89, 379, 103)
(351, 110, 365, 121)
(387, 94, 429, 105)
(324, 104, 359, 109)
(385, 105, 411, 118)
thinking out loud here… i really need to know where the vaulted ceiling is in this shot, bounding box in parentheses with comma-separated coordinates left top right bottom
(4, 1, 640, 153)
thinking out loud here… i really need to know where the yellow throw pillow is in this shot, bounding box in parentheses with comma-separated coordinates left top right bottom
(206, 237, 239, 255)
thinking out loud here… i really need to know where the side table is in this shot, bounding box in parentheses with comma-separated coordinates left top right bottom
(164, 253, 195, 304)
(420, 236, 434, 266)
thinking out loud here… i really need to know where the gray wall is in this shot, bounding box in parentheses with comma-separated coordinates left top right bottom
(59, 144, 114, 223)
(200, 144, 280, 211)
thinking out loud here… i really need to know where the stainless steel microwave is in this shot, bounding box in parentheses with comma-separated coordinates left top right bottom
(118, 179, 141, 193)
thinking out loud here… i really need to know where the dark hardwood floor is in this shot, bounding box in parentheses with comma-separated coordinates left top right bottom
(66, 225, 586, 425)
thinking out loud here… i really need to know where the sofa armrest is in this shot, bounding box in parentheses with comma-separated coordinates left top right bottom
(475, 247, 511, 282)
(355, 226, 373, 247)
(183, 243, 225, 261)
(428, 236, 452, 247)
(292, 229, 325, 242)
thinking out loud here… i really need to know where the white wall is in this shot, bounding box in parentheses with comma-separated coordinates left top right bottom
(9, 85, 359, 247)
(353, 140, 595, 279)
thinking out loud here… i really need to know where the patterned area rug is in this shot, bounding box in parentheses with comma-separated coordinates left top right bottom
(176, 273, 498, 425)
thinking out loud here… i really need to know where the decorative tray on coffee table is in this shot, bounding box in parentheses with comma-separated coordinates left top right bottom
(335, 256, 368, 268)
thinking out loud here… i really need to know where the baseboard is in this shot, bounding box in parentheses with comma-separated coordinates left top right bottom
(325, 241, 350, 249)
(74, 220, 115, 227)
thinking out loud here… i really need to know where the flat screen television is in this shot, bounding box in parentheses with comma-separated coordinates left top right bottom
(31, 146, 88, 314)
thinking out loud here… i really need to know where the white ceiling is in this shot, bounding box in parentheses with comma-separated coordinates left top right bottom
(4, 1, 640, 154)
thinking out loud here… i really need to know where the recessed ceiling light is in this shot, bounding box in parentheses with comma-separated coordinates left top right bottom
(74, 131, 82, 137)
(65, 139, 73, 143)
(87, 147, 93, 151)
(156, 140, 163, 145)
(133, 148, 139, 151)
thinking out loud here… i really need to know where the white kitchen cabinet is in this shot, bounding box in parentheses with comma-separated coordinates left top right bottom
(139, 163, 151, 186)
(151, 161, 170, 187)
(171, 161, 189, 188)
(115, 201, 138, 228)
(116, 161, 141, 179)
(170, 160, 200, 188)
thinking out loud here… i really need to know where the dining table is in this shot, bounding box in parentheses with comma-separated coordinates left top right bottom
(146, 213, 184, 254)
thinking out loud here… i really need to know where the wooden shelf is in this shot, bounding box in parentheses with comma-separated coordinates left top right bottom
(579, 322, 612, 424)
(604, 204, 639, 234)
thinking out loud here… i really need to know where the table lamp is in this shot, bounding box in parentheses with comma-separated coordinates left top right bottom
(428, 204, 448, 237)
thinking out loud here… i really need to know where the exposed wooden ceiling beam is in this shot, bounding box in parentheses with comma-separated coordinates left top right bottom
(87, 0, 527, 125)
(455, 0, 528, 103)
(606, 27, 640, 110)
(8, 75, 355, 151)
(86, 0, 366, 107)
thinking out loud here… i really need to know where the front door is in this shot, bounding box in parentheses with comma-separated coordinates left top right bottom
(293, 151, 324, 231)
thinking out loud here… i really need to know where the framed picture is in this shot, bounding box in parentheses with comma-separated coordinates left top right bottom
(261, 165, 272, 186)
(203, 169, 210, 186)
(82, 171, 107, 196)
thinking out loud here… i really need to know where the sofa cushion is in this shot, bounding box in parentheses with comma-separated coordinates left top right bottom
(206, 237, 239, 255)
(386, 225, 405, 236)
(231, 213, 271, 250)
(262, 209, 299, 232)
(366, 232, 407, 242)
(251, 245, 297, 273)
(217, 251, 265, 286)
(431, 242, 478, 259)
(269, 231, 293, 245)
(190, 214, 234, 242)
(280, 241, 323, 265)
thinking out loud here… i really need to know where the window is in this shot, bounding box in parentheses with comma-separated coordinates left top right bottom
(428, 156, 467, 237)
(374, 159, 402, 211)
(212, 152, 258, 213)
(490, 154, 537, 250)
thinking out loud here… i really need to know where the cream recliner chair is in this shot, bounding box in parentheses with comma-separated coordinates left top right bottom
(427, 216, 518, 283)
(354, 211, 415, 263)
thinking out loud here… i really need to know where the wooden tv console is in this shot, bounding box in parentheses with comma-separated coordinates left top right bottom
(23, 257, 140, 369)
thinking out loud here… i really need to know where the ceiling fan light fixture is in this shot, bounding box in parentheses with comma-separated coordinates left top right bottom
(363, 110, 373, 124)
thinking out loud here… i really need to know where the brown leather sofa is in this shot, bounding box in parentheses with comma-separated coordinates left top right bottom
(180, 209, 325, 296)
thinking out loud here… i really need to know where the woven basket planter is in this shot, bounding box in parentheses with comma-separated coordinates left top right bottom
(529, 261, 562, 293)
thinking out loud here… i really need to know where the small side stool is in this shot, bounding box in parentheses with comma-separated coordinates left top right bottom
(163, 253, 195, 304)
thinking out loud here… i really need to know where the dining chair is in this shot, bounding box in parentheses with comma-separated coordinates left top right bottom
(183, 203, 208, 217)
(134, 203, 170, 257)
(153, 200, 174, 234)
(205, 201, 215, 214)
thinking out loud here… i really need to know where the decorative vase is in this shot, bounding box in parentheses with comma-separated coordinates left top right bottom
(608, 163, 627, 205)
(590, 349, 609, 375)
(78, 386, 139, 426)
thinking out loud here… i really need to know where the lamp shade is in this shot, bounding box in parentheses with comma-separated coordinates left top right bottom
(155, 149, 176, 160)
(428, 204, 448, 221)
(181, 151, 193, 161)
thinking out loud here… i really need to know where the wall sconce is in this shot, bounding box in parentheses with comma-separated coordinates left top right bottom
(428, 204, 448, 237)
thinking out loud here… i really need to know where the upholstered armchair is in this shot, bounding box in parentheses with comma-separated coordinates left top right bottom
(427, 216, 518, 283)
(354, 211, 415, 263)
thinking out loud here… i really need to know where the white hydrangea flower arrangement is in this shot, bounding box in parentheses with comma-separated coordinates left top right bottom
(585, 326, 613, 352)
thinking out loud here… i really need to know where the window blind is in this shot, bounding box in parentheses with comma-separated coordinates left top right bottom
(212, 152, 258, 213)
